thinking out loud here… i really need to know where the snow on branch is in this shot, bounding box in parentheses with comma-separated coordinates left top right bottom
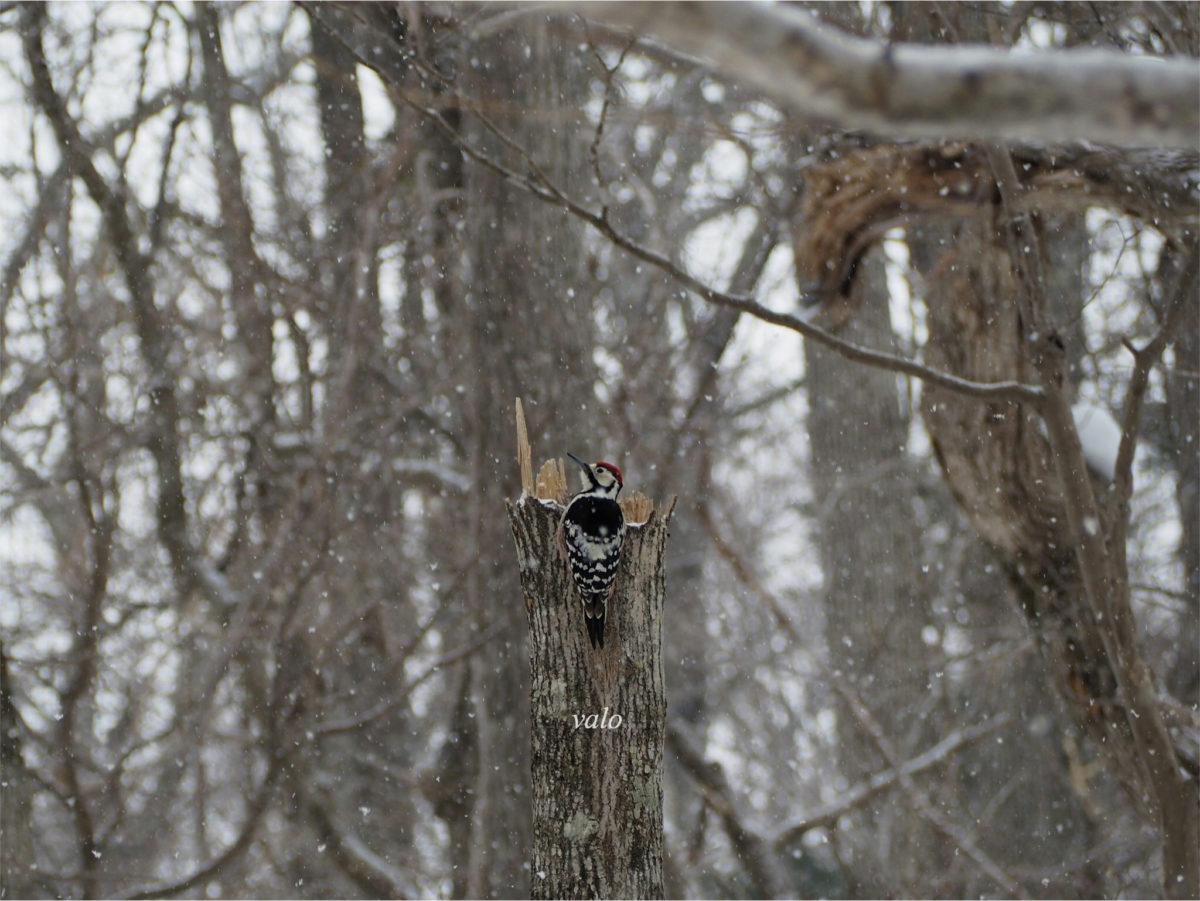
(563, 2, 1200, 151)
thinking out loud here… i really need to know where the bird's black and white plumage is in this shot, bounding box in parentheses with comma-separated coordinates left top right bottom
(558, 453, 625, 649)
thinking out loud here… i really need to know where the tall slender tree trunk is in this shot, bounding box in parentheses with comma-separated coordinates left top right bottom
(458, 20, 596, 897)
(1164, 241, 1199, 704)
(0, 645, 36, 900)
(803, 252, 937, 896)
(906, 216, 1102, 897)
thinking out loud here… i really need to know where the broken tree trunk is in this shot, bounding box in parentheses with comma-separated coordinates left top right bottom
(507, 399, 674, 899)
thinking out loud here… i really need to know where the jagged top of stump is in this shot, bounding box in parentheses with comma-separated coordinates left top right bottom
(515, 397, 664, 525)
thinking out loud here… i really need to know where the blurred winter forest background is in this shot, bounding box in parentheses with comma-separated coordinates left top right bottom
(1, 2, 1197, 898)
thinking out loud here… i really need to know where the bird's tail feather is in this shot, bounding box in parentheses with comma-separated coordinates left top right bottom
(584, 600, 605, 649)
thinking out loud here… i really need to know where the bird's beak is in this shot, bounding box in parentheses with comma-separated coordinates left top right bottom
(566, 452, 589, 472)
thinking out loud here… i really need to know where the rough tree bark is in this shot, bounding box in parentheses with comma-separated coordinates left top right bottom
(507, 401, 674, 900)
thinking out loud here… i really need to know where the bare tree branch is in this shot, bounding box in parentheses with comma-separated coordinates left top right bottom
(773, 713, 1011, 847)
(305, 788, 418, 899)
(833, 678, 1028, 898)
(20, 4, 229, 603)
(300, 8, 1052, 408)
(666, 720, 789, 900)
(450, 111, 1047, 404)
(554, 2, 1200, 150)
(116, 760, 284, 901)
(335, 66, 1048, 406)
(1112, 243, 1199, 528)
(54, 479, 112, 899)
(311, 624, 504, 737)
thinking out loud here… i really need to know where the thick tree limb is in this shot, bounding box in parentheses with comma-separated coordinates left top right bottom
(560, 2, 1200, 150)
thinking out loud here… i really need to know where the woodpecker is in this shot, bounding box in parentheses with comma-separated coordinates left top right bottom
(558, 453, 625, 649)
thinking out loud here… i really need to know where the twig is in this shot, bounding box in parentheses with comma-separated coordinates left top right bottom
(390, 84, 1047, 407)
(305, 788, 417, 899)
(773, 713, 1011, 847)
(583, 24, 638, 204)
(695, 500, 804, 645)
(116, 758, 284, 900)
(832, 677, 1028, 898)
(1112, 242, 1198, 532)
(22, 4, 241, 609)
(304, 14, 1046, 406)
(666, 720, 789, 899)
(311, 622, 506, 736)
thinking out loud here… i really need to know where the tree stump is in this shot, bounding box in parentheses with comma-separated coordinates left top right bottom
(507, 399, 674, 899)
